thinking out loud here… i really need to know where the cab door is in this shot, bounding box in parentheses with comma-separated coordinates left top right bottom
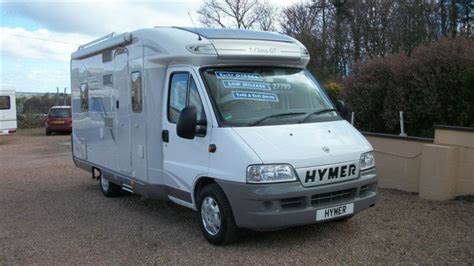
(162, 67, 211, 204)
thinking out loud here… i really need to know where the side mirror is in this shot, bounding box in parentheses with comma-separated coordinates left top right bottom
(335, 100, 348, 118)
(177, 106, 197, 139)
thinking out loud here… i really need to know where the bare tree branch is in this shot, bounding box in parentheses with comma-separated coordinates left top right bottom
(197, 0, 276, 30)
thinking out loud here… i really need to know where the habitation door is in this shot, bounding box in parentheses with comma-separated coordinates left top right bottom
(114, 47, 132, 173)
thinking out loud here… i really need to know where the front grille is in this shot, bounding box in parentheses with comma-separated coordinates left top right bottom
(311, 188, 357, 207)
(280, 197, 305, 209)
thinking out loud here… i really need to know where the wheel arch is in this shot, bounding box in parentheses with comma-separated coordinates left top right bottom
(193, 176, 217, 209)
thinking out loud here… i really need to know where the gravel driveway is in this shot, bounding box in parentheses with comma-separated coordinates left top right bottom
(0, 129, 473, 264)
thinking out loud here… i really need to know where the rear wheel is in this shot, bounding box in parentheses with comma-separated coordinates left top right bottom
(198, 184, 239, 245)
(99, 176, 121, 197)
(45, 129, 51, 136)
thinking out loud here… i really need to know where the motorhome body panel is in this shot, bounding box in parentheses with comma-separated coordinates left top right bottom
(0, 88, 17, 135)
(210, 39, 302, 61)
(71, 37, 148, 184)
(232, 120, 372, 169)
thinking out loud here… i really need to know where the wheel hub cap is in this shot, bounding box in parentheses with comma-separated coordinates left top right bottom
(201, 196, 221, 236)
(101, 177, 109, 191)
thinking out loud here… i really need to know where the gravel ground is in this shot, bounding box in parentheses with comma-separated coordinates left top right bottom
(0, 128, 473, 264)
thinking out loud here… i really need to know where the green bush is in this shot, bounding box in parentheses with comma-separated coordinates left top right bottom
(17, 113, 47, 129)
(16, 93, 70, 129)
(322, 82, 343, 103)
(344, 37, 474, 137)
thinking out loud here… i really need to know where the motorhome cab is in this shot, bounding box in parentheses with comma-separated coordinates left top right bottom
(71, 27, 377, 245)
(0, 87, 17, 135)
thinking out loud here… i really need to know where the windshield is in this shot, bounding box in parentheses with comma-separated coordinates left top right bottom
(201, 67, 339, 126)
(49, 108, 70, 118)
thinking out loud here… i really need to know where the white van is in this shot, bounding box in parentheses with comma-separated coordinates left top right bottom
(0, 87, 17, 135)
(71, 27, 377, 245)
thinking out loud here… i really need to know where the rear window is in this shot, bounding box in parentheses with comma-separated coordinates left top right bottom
(0, 96, 11, 110)
(49, 108, 70, 118)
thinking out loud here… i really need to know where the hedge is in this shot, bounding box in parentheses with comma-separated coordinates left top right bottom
(343, 37, 474, 137)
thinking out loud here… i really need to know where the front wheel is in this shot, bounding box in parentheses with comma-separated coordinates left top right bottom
(99, 176, 121, 197)
(198, 184, 239, 245)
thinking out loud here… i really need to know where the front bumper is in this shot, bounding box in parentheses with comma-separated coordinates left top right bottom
(216, 168, 377, 230)
(46, 125, 72, 132)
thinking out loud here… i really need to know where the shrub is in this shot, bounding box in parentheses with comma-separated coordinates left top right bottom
(322, 82, 343, 103)
(344, 37, 474, 137)
(17, 113, 47, 129)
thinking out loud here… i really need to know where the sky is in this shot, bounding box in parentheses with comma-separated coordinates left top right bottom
(1, 0, 301, 93)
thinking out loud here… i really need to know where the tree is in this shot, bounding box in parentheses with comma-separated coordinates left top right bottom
(459, 0, 473, 36)
(197, 0, 277, 30)
(198, 0, 472, 85)
(280, 3, 322, 77)
(255, 1, 278, 31)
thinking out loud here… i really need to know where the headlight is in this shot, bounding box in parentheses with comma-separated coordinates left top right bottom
(360, 151, 375, 171)
(247, 164, 297, 183)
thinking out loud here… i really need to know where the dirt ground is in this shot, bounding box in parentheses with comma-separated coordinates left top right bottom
(0, 128, 473, 264)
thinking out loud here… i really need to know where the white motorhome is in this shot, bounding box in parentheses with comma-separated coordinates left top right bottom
(71, 27, 377, 245)
(0, 87, 17, 135)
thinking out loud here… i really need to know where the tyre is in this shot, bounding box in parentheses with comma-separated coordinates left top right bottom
(99, 176, 122, 197)
(198, 184, 239, 245)
(45, 130, 51, 136)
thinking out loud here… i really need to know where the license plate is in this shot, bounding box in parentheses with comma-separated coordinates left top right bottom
(53, 121, 65, 124)
(316, 203, 354, 221)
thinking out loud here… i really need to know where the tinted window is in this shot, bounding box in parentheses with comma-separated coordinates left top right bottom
(80, 83, 89, 112)
(0, 96, 10, 110)
(168, 73, 189, 123)
(168, 72, 206, 124)
(189, 78, 205, 122)
(131, 71, 142, 112)
(49, 108, 70, 118)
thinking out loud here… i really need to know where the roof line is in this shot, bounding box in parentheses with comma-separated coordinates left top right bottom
(172, 26, 295, 43)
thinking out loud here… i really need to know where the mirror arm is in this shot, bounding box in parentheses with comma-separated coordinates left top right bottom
(195, 120, 207, 137)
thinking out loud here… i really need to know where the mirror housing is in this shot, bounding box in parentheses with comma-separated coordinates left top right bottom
(335, 100, 348, 119)
(177, 106, 197, 139)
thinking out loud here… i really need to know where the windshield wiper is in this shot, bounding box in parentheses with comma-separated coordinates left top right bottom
(298, 108, 338, 123)
(250, 112, 306, 126)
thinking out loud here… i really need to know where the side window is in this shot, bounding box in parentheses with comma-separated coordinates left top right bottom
(131, 71, 142, 112)
(80, 83, 89, 112)
(188, 78, 206, 122)
(168, 73, 189, 123)
(0, 96, 11, 110)
(168, 72, 207, 124)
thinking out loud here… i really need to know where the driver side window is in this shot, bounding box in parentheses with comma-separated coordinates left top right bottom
(168, 72, 206, 124)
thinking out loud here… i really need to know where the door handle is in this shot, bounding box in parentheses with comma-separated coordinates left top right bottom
(162, 130, 169, 143)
